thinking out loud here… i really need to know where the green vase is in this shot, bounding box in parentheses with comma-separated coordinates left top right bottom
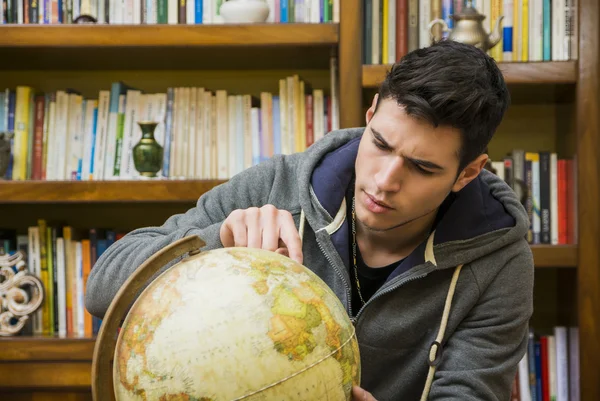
(133, 121, 164, 178)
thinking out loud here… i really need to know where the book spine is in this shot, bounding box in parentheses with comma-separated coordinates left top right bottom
(539, 152, 551, 244)
(178, 0, 185, 22)
(395, 0, 406, 59)
(566, 159, 574, 244)
(550, 153, 558, 245)
(193, 0, 200, 22)
(543, 0, 551, 60)
(12, 86, 31, 181)
(56, 237, 67, 337)
(521, 0, 529, 60)
(504, 0, 515, 61)
(50, 227, 58, 335)
(32, 95, 45, 180)
(37, 220, 48, 335)
(112, 95, 126, 177)
(557, 159, 567, 244)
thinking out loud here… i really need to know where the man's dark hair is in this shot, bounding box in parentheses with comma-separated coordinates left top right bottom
(375, 39, 511, 172)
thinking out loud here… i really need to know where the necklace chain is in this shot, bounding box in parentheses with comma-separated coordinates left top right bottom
(351, 196, 366, 306)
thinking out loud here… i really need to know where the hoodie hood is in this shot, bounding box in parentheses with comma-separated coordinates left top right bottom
(297, 127, 530, 279)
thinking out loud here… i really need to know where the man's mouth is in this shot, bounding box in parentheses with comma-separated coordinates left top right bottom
(365, 192, 393, 209)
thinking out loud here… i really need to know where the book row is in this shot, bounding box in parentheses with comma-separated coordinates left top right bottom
(488, 151, 577, 245)
(0, 0, 340, 24)
(0, 61, 339, 181)
(364, 0, 578, 65)
(0, 223, 113, 337)
(511, 327, 580, 401)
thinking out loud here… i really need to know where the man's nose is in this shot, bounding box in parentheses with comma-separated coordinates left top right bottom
(374, 158, 402, 193)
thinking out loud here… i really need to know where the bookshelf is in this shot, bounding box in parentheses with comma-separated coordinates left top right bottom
(0, 337, 94, 391)
(0, 179, 225, 202)
(362, 60, 579, 88)
(0, 24, 340, 70)
(0, 23, 340, 46)
(0, 0, 599, 400)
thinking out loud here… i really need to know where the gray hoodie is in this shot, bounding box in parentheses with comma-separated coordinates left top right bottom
(86, 127, 534, 401)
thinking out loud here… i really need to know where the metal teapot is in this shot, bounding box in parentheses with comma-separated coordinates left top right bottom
(428, 0, 503, 52)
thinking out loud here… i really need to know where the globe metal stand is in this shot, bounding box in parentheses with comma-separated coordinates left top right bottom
(91, 235, 206, 401)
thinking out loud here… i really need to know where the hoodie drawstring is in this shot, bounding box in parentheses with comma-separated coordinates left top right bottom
(299, 209, 306, 245)
(420, 263, 464, 400)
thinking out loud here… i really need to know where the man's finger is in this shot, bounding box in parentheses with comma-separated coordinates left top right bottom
(246, 209, 262, 249)
(352, 386, 377, 401)
(230, 221, 248, 247)
(274, 247, 289, 257)
(219, 221, 235, 247)
(260, 209, 279, 252)
(278, 213, 303, 264)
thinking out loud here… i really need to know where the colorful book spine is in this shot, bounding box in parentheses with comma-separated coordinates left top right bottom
(503, 0, 514, 61)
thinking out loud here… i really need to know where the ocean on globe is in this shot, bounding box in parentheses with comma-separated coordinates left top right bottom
(114, 247, 361, 401)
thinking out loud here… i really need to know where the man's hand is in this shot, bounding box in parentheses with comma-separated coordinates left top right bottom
(219, 205, 303, 264)
(352, 386, 378, 401)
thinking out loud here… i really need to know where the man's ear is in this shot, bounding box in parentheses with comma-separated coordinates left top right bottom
(452, 154, 489, 192)
(366, 93, 379, 125)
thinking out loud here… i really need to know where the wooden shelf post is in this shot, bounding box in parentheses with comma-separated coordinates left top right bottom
(338, 0, 363, 129)
(576, 0, 600, 399)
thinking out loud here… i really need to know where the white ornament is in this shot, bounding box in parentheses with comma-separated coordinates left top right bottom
(220, 0, 270, 24)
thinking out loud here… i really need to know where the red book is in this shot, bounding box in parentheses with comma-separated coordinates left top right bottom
(396, 0, 408, 60)
(557, 159, 568, 244)
(541, 336, 550, 401)
(31, 95, 45, 180)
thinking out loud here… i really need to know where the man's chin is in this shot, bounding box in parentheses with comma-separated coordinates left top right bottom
(359, 218, 404, 233)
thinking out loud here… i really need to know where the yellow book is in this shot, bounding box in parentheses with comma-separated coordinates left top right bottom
(382, 0, 388, 64)
(82, 239, 92, 338)
(46, 226, 55, 336)
(63, 226, 73, 336)
(513, 0, 520, 61)
(490, 0, 503, 61)
(37, 219, 49, 335)
(12, 86, 32, 181)
(293, 75, 302, 154)
(278, 79, 288, 155)
(521, 0, 529, 61)
(299, 80, 306, 153)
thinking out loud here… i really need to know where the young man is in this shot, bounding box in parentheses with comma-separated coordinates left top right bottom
(86, 40, 534, 400)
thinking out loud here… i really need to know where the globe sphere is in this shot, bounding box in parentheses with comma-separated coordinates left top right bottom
(113, 247, 361, 400)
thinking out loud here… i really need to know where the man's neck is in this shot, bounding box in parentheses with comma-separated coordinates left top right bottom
(355, 208, 438, 268)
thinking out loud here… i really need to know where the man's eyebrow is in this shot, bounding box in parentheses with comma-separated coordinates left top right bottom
(371, 128, 392, 148)
(406, 157, 445, 170)
(371, 127, 445, 170)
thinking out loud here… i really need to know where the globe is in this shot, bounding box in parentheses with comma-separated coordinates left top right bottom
(113, 247, 361, 401)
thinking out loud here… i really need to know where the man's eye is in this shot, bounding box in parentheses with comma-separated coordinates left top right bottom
(414, 164, 434, 175)
(373, 140, 388, 150)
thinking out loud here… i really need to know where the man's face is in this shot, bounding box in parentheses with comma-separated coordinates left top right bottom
(354, 96, 483, 232)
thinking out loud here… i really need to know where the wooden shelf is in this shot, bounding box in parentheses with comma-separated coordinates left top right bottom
(531, 244, 578, 268)
(0, 336, 94, 390)
(0, 180, 226, 203)
(0, 23, 339, 70)
(0, 23, 339, 47)
(362, 61, 578, 88)
(0, 336, 95, 362)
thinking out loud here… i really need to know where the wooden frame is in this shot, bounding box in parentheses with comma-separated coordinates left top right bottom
(576, 0, 600, 399)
